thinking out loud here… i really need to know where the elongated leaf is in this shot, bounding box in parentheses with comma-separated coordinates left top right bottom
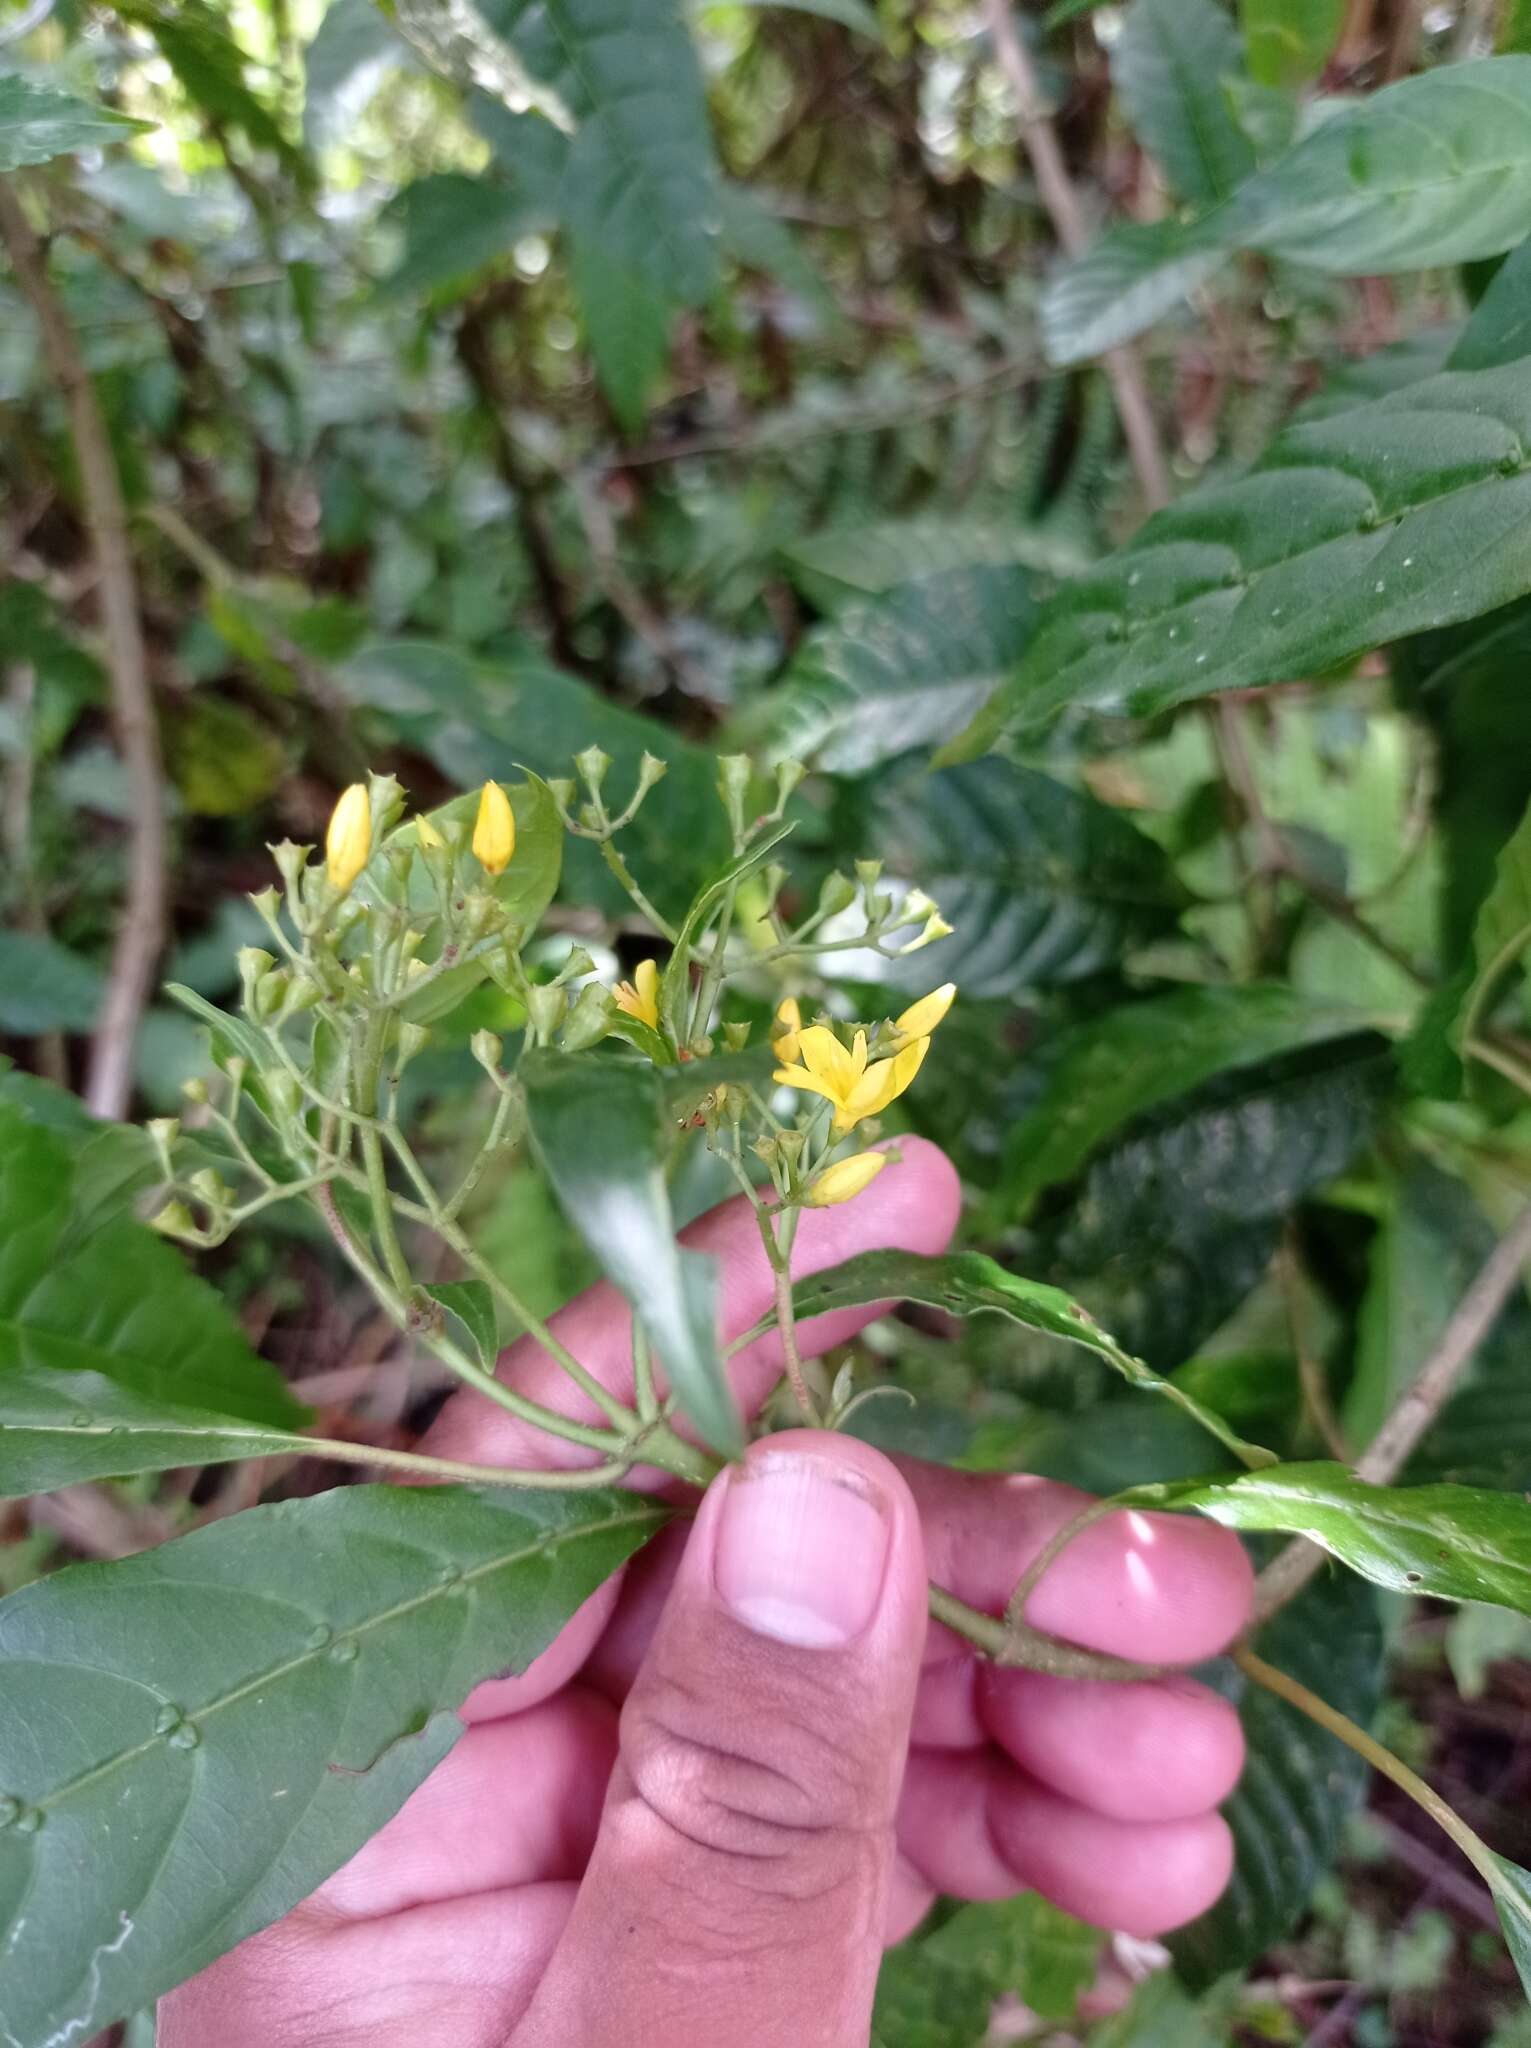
(1040, 218, 1224, 365)
(0, 1108, 305, 1448)
(1139, 1462, 1531, 1610)
(999, 986, 1372, 1212)
(424, 1279, 499, 1369)
(1455, 797, 1531, 1066)
(752, 1247, 1274, 1467)
(1493, 1856, 1531, 2001)
(1170, 1568, 1383, 1985)
(1450, 234, 1531, 372)
(1241, 0, 1343, 87)
(1113, 0, 1253, 206)
(864, 756, 1183, 999)
(751, 566, 1040, 774)
(944, 363, 1531, 756)
(1048, 58, 1531, 363)
(0, 73, 150, 169)
(522, 1052, 742, 1455)
(0, 1484, 662, 2043)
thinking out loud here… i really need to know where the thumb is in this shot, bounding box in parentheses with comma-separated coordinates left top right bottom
(514, 1432, 928, 2048)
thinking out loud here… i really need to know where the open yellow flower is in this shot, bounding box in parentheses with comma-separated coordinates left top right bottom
(614, 957, 661, 1031)
(891, 981, 955, 1046)
(771, 996, 802, 1065)
(806, 1149, 888, 1207)
(325, 783, 371, 892)
(774, 1023, 928, 1135)
(472, 780, 516, 876)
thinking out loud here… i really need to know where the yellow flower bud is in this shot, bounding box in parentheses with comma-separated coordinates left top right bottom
(325, 783, 372, 892)
(893, 982, 956, 1042)
(806, 1150, 888, 1207)
(473, 780, 516, 876)
(415, 813, 445, 853)
(771, 995, 803, 1065)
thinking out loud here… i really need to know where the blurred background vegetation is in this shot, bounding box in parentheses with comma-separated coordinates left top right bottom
(5, 1, 1531, 2042)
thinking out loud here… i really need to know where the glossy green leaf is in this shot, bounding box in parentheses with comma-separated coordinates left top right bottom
(873, 1892, 1097, 2044)
(0, 1108, 306, 1476)
(1046, 59, 1531, 364)
(424, 1280, 500, 1368)
(1170, 1568, 1383, 1985)
(944, 363, 1531, 756)
(864, 756, 1183, 999)
(569, 226, 673, 428)
(779, 517, 1084, 610)
(0, 72, 151, 169)
(0, 929, 102, 1034)
(754, 1247, 1275, 1467)
(1455, 797, 1531, 1071)
(1240, 0, 1343, 88)
(1113, 0, 1253, 205)
(999, 986, 1373, 1212)
(1140, 1462, 1531, 1611)
(1450, 234, 1531, 372)
(522, 1051, 742, 1455)
(1039, 218, 1224, 367)
(0, 1483, 662, 2044)
(751, 565, 1041, 774)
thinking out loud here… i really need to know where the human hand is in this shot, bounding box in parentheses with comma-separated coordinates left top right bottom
(159, 1139, 1252, 2048)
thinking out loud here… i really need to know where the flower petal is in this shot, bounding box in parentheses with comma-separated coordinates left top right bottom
(795, 1024, 859, 1102)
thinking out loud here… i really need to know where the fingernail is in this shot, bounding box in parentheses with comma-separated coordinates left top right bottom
(714, 1450, 890, 1648)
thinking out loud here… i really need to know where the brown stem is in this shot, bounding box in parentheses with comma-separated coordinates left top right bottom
(1256, 1195, 1531, 1621)
(2, 660, 68, 1086)
(0, 177, 166, 1120)
(982, 0, 1170, 511)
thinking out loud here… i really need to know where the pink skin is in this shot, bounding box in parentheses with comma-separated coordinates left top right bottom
(160, 1138, 1252, 2048)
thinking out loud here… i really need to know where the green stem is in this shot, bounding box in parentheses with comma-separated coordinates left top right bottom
(1004, 1496, 1123, 1632)
(928, 1584, 1164, 1682)
(1235, 1645, 1514, 1904)
(300, 1433, 641, 1491)
(443, 1083, 521, 1219)
(689, 880, 738, 1045)
(599, 838, 677, 942)
(632, 1321, 658, 1423)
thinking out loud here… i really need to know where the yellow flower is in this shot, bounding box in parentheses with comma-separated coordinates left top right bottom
(325, 783, 372, 892)
(614, 957, 661, 1031)
(472, 780, 516, 876)
(771, 995, 802, 1065)
(774, 1023, 929, 1135)
(415, 813, 445, 853)
(891, 981, 956, 1047)
(806, 1149, 888, 1207)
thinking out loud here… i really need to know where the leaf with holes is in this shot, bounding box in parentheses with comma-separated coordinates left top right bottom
(1134, 1463, 1531, 1611)
(522, 1051, 742, 1455)
(749, 566, 1041, 774)
(0, 1484, 662, 2045)
(942, 364, 1531, 756)
(1113, 0, 1253, 205)
(1170, 1568, 1383, 1985)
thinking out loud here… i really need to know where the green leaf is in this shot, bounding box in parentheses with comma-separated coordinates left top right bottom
(1091, 1971, 1239, 2047)
(116, 0, 307, 183)
(304, 0, 409, 147)
(660, 818, 794, 1039)
(1039, 218, 1224, 366)
(0, 1107, 305, 1459)
(1113, 0, 1253, 206)
(943, 363, 1531, 756)
(1140, 1462, 1531, 1611)
(756, 1248, 1275, 1468)
(873, 1892, 1097, 2045)
(0, 73, 151, 170)
(521, 1052, 743, 1455)
(1045, 58, 1531, 364)
(1451, 234, 1531, 372)
(1491, 1856, 1531, 2001)
(568, 225, 674, 428)
(1169, 1567, 1383, 1984)
(1241, 0, 1344, 88)
(779, 516, 1086, 609)
(378, 174, 533, 299)
(424, 1280, 500, 1369)
(0, 1483, 662, 2043)
(750, 566, 1041, 774)
(709, 0, 883, 35)
(0, 929, 102, 1034)
(1455, 797, 1531, 1073)
(864, 756, 1183, 999)
(998, 986, 1374, 1213)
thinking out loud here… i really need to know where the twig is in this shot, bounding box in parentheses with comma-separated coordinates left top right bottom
(1256, 1196, 1531, 1620)
(1277, 1228, 1351, 1462)
(0, 178, 167, 1120)
(981, 0, 1170, 510)
(2, 661, 67, 1086)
